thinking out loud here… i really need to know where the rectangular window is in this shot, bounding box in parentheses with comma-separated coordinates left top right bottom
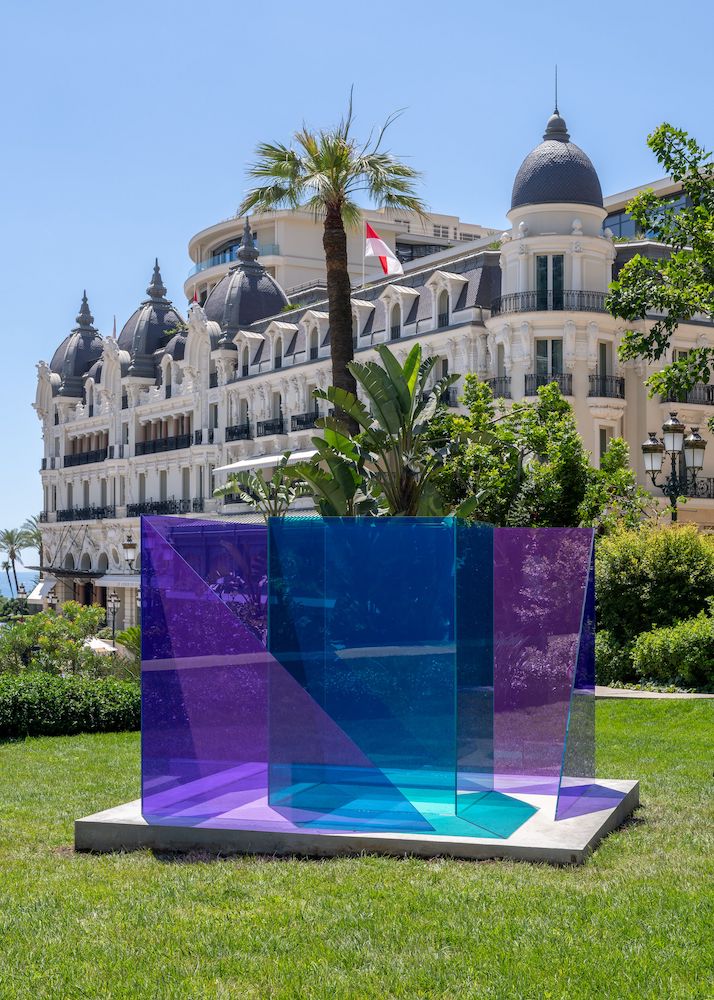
(139, 474, 146, 503)
(159, 471, 168, 502)
(100, 479, 107, 507)
(536, 339, 563, 376)
(83, 481, 89, 508)
(209, 404, 218, 429)
(552, 254, 564, 310)
(120, 476, 126, 505)
(599, 427, 612, 461)
(182, 468, 190, 501)
(598, 342, 611, 375)
(536, 256, 548, 310)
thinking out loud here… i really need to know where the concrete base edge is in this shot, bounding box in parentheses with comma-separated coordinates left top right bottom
(75, 779, 639, 866)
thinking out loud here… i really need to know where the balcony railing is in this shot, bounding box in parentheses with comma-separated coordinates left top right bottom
(525, 372, 573, 396)
(487, 376, 512, 399)
(309, 346, 318, 360)
(491, 290, 608, 316)
(437, 312, 449, 329)
(135, 433, 192, 456)
(188, 244, 281, 277)
(291, 411, 320, 431)
(256, 417, 285, 437)
(126, 498, 191, 517)
(57, 505, 116, 522)
(39, 512, 49, 522)
(662, 383, 714, 406)
(64, 448, 108, 468)
(225, 422, 251, 442)
(422, 388, 459, 408)
(192, 497, 205, 513)
(390, 325, 401, 340)
(589, 375, 625, 399)
(681, 477, 714, 500)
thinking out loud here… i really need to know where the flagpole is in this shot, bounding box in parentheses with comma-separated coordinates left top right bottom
(362, 222, 366, 290)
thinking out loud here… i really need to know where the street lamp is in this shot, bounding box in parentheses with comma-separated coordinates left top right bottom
(122, 533, 137, 570)
(107, 591, 120, 651)
(641, 412, 708, 522)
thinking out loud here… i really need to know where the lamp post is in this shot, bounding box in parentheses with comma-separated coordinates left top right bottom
(122, 533, 137, 570)
(107, 591, 120, 652)
(642, 412, 708, 522)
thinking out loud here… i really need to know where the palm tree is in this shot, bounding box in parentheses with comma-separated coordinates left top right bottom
(20, 515, 43, 568)
(238, 94, 426, 431)
(213, 452, 310, 522)
(0, 528, 25, 593)
(2, 560, 13, 598)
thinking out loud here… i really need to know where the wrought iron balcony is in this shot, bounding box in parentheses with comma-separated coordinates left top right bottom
(226, 422, 252, 442)
(56, 505, 116, 522)
(64, 448, 108, 468)
(588, 375, 626, 399)
(192, 497, 205, 513)
(187, 244, 281, 277)
(681, 477, 714, 499)
(437, 312, 449, 328)
(256, 417, 285, 437)
(126, 498, 191, 517)
(422, 388, 459, 407)
(662, 383, 714, 406)
(309, 346, 318, 360)
(490, 290, 607, 316)
(525, 373, 573, 396)
(487, 376, 512, 399)
(291, 411, 320, 431)
(39, 512, 49, 522)
(390, 325, 401, 340)
(135, 433, 192, 456)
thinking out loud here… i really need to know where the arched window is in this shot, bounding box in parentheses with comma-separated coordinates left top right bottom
(274, 338, 283, 370)
(164, 363, 172, 399)
(309, 327, 319, 360)
(86, 383, 94, 417)
(64, 552, 75, 571)
(80, 552, 92, 572)
(437, 290, 449, 329)
(97, 553, 109, 573)
(390, 304, 401, 340)
(242, 346, 250, 377)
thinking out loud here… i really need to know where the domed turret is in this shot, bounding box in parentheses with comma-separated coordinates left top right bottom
(119, 260, 186, 379)
(511, 108, 602, 210)
(50, 292, 104, 397)
(204, 218, 289, 342)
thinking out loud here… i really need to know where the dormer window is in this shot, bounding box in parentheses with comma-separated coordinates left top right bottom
(437, 290, 449, 329)
(309, 328, 319, 360)
(390, 304, 401, 340)
(242, 346, 250, 377)
(275, 339, 283, 369)
(536, 254, 564, 311)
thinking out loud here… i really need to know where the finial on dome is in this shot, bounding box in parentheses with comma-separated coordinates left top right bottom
(238, 217, 259, 262)
(75, 290, 95, 331)
(543, 107, 570, 143)
(554, 64, 559, 115)
(147, 258, 168, 301)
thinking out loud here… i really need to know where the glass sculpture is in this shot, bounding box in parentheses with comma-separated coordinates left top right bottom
(141, 516, 602, 839)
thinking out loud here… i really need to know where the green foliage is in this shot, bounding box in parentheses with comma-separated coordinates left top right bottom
(631, 608, 714, 689)
(0, 601, 108, 676)
(116, 625, 141, 661)
(213, 452, 311, 521)
(238, 92, 426, 230)
(295, 343, 470, 517)
(606, 124, 714, 427)
(0, 672, 139, 738)
(432, 377, 650, 528)
(0, 596, 30, 621)
(0, 527, 26, 592)
(595, 525, 714, 686)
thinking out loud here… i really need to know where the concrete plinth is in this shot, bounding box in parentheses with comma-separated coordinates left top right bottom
(75, 778, 639, 866)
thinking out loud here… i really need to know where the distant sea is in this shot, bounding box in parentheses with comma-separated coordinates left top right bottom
(0, 569, 38, 599)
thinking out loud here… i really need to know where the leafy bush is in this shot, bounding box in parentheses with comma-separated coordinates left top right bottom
(0, 672, 140, 738)
(595, 630, 636, 686)
(632, 611, 714, 690)
(596, 525, 714, 645)
(0, 602, 108, 676)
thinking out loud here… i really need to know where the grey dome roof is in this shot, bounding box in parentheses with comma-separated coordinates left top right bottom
(511, 110, 603, 210)
(50, 293, 104, 395)
(204, 219, 289, 337)
(119, 261, 186, 378)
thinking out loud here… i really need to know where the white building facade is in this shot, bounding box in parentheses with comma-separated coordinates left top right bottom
(33, 109, 714, 625)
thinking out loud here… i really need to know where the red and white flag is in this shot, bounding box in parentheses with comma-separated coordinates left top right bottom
(365, 222, 404, 276)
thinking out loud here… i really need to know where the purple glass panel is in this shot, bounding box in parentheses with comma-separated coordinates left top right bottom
(491, 528, 594, 804)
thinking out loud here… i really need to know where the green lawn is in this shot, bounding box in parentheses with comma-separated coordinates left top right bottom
(1, 701, 712, 1000)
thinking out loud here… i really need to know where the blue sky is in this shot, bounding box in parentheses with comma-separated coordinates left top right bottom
(1, 0, 713, 553)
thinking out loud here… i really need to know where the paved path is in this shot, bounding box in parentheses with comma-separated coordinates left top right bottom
(596, 686, 714, 700)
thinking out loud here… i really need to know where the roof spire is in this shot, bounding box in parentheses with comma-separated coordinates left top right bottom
(75, 290, 96, 332)
(146, 258, 168, 301)
(238, 217, 259, 263)
(554, 64, 558, 114)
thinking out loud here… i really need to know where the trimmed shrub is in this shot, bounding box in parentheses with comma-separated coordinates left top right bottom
(0, 673, 140, 739)
(595, 630, 636, 685)
(632, 612, 714, 690)
(596, 525, 714, 646)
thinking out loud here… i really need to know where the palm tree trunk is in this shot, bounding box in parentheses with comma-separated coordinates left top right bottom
(5, 566, 13, 597)
(10, 557, 19, 593)
(323, 204, 358, 434)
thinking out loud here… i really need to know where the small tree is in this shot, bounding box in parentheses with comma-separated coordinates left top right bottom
(213, 453, 310, 522)
(0, 529, 25, 593)
(606, 124, 714, 425)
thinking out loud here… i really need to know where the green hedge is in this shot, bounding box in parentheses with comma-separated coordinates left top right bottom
(0, 673, 140, 739)
(632, 612, 714, 689)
